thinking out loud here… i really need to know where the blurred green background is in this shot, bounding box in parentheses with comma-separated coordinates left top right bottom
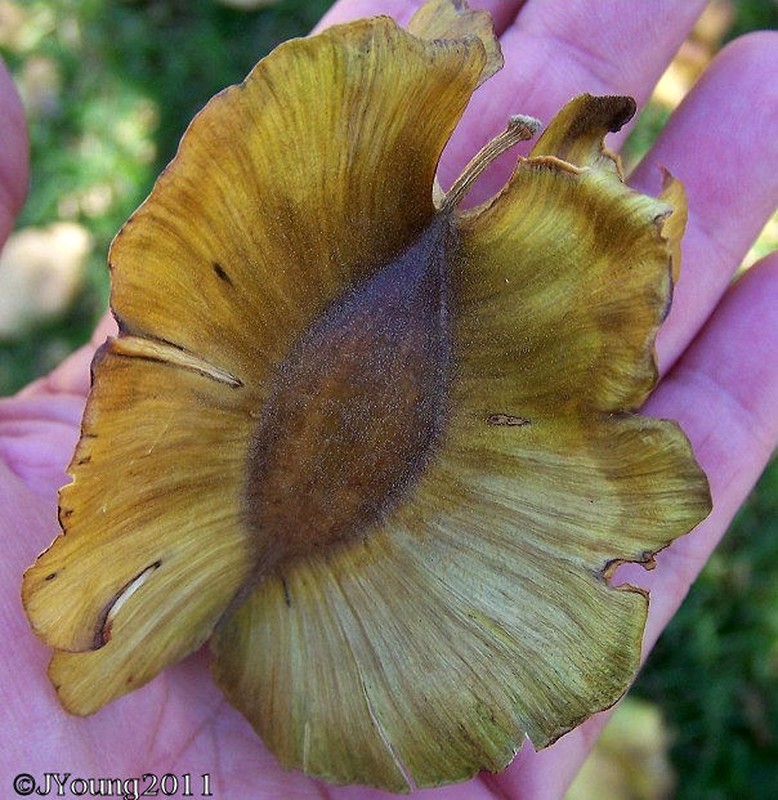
(0, 1, 775, 798)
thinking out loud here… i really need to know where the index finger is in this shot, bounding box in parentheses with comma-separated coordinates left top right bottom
(443, 0, 708, 199)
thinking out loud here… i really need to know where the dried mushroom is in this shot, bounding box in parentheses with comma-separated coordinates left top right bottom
(23, 0, 710, 792)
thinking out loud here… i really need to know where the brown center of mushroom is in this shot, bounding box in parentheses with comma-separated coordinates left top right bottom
(244, 215, 454, 575)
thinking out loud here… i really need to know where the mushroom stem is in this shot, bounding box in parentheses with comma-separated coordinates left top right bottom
(441, 114, 541, 211)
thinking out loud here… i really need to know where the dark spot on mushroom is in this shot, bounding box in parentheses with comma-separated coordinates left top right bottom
(281, 576, 292, 608)
(213, 261, 233, 286)
(660, 270, 674, 322)
(45, 572, 58, 581)
(486, 413, 531, 427)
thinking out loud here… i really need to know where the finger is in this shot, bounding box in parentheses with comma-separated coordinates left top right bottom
(0, 59, 28, 246)
(441, 0, 707, 199)
(0, 392, 84, 500)
(316, 0, 417, 29)
(0, 456, 56, 680)
(631, 31, 778, 373)
(490, 252, 778, 800)
(20, 311, 117, 399)
(317, 0, 525, 34)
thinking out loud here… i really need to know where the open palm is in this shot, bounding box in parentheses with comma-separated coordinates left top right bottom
(2, 1, 776, 798)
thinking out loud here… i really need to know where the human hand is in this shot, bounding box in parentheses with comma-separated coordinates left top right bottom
(1, 1, 776, 798)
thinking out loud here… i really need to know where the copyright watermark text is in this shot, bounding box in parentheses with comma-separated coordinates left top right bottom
(12, 772, 213, 799)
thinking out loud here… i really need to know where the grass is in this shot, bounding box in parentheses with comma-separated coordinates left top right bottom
(1, 1, 776, 796)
